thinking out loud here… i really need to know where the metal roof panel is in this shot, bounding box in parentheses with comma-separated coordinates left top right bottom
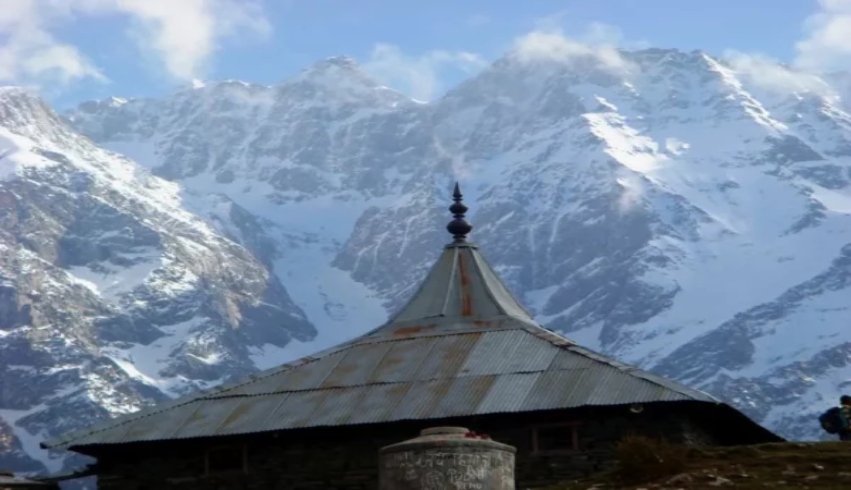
(216, 394, 290, 436)
(171, 397, 246, 440)
(320, 342, 393, 388)
(347, 383, 411, 425)
(414, 333, 481, 380)
(367, 337, 437, 383)
(432, 375, 497, 418)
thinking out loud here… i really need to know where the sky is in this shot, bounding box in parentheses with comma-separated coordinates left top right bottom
(0, 0, 848, 109)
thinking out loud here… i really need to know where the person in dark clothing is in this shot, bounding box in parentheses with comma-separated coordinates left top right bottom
(839, 395, 851, 441)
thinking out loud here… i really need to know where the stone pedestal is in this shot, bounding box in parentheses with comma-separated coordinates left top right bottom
(378, 427, 516, 490)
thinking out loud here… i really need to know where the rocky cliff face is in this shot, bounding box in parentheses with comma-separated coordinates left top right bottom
(0, 87, 315, 475)
(2, 45, 851, 475)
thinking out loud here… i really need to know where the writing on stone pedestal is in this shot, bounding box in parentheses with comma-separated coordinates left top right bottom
(385, 450, 508, 471)
(421, 471, 446, 490)
(385, 449, 513, 489)
(419, 469, 485, 490)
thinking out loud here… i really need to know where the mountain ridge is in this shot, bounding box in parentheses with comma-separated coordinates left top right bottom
(2, 45, 851, 475)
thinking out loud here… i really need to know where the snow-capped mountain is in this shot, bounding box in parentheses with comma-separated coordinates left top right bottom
(3, 45, 851, 474)
(0, 87, 316, 475)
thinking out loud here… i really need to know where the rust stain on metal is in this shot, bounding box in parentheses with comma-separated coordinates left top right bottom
(333, 364, 356, 375)
(436, 333, 480, 378)
(457, 253, 473, 316)
(370, 341, 428, 383)
(294, 391, 332, 427)
(473, 320, 491, 328)
(319, 363, 357, 389)
(387, 384, 411, 396)
(392, 324, 436, 336)
(287, 368, 310, 382)
(369, 356, 403, 383)
(379, 357, 402, 368)
(278, 368, 311, 391)
(430, 382, 452, 396)
(220, 402, 252, 429)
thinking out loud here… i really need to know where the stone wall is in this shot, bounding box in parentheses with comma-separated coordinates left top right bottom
(506, 408, 718, 487)
(90, 404, 719, 490)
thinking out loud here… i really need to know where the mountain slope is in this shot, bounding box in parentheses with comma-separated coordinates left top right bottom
(47, 47, 851, 451)
(0, 87, 316, 474)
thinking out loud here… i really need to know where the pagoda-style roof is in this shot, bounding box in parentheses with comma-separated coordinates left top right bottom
(42, 184, 780, 451)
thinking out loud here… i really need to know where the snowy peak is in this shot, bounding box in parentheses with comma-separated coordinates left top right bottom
(0, 86, 40, 102)
(0, 86, 75, 143)
(291, 55, 373, 85)
(306, 55, 361, 72)
(282, 55, 413, 109)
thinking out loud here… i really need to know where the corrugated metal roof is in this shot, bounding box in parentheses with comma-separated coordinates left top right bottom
(51, 355, 712, 446)
(43, 241, 724, 451)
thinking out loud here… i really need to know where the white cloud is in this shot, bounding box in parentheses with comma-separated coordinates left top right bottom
(510, 22, 637, 75)
(363, 20, 643, 101)
(721, 0, 851, 96)
(795, 0, 851, 72)
(0, 0, 104, 85)
(725, 50, 834, 96)
(0, 0, 270, 87)
(363, 44, 487, 101)
(63, 0, 271, 81)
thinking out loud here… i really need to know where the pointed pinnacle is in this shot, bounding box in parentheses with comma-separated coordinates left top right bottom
(446, 182, 472, 243)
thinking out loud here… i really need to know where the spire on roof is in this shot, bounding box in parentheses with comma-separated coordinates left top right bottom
(446, 182, 473, 244)
(362, 181, 535, 328)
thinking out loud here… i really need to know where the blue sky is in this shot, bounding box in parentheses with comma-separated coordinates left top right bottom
(0, 0, 847, 109)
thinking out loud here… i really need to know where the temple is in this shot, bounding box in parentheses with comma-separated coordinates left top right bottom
(41, 183, 781, 489)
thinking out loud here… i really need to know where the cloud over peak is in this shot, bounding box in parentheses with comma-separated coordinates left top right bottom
(509, 22, 639, 75)
(363, 44, 486, 102)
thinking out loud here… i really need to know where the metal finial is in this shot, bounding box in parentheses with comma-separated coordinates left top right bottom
(446, 182, 472, 243)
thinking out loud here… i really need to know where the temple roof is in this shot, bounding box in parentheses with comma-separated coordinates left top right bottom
(42, 184, 780, 451)
(369, 182, 534, 333)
